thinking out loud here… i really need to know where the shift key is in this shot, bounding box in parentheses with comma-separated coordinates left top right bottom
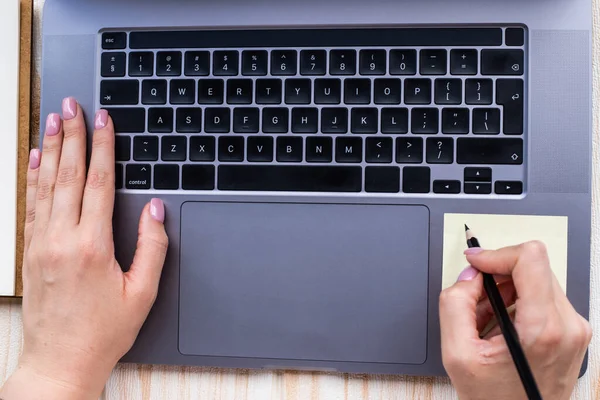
(457, 138, 523, 165)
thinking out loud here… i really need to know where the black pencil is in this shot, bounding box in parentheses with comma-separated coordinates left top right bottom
(464, 225, 543, 400)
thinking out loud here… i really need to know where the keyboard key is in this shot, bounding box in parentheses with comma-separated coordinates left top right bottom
(218, 136, 244, 162)
(205, 108, 230, 133)
(336, 137, 362, 163)
(154, 165, 179, 190)
(351, 108, 378, 134)
(465, 182, 492, 194)
(330, 49, 356, 75)
(495, 180, 523, 194)
(321, 108, 348, 134)
(434, 79, 462, 105)
(465, 79, 493, 105)
(271, 50, 297, 76)
(450, 49, 477, 75)
(213, 50, 239, 76)
(115, 136, 131, 161)
(365, 167, 400, 193)
(396, 137, 423, 163)
(359, 50, 386, 75)
(403, 167, 430, 193)
(464, 167, 492, 182)
(100, 80, 139, 105)
(115, 163, 123, 189)
(472, 108, 500, 134)
(102, 32, 126, 49)
(184, 51, 210, 76)
(481, 49, 524, 75)
(256, 79, 282, 104)
(129, 52, 154, 76)
(457, 138, 523, 165)
(262, 108, 289, 133)
(189, 136, 216, 162)
(101, 52, 126, 77)
(314, 79, 341, 104)
(389, 49, 417, 75)
(277, 136, 303, 162)
(291, 108, 318, 133)
(198, 79, 224, 104)
(106, 108, 145, 133)
(404, 79, 431, 104)
(505, 28, 525, 47)
(182, 165, 215, 190)
(366, 137, 393, 163)
(433, 180, 461, 194)
(247, 136, 274, 162)
(133, 136, 159, 161)
(176, 108, 202, 133)
(170, 79, 195, 104)
(125, 164, 151, 189)
(300, 50, 326, 75)
(344, 79, 371, 104)
(420, 50, 447, 75)
(285, 79, 311, 104)
(426, 137, 453, 164)
(242, 50, 268, 76)
(161, 136, 187, 161)
(148, 108, 173, 133)
(156, 51, 182, 76)
(411, 108, 438, 134)
(306, 137, 333, 163)
(374, 79, 401, 104)
(442, 108, 469, 134)
(233, 108, 260, 133)
(381, 108, 408, 134)
(218, 165, 362, 192)
(142, 80, 167, 105)
(496, 79, 524, 134)
(227, 79, 253, 104)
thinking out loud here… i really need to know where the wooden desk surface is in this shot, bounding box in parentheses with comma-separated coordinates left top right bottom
(1, 0, 599, 398)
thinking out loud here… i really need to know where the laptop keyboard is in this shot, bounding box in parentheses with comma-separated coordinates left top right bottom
(98, 27, 526, 195)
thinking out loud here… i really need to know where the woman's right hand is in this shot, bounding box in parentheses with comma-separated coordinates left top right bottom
(439, 241, 591, 400)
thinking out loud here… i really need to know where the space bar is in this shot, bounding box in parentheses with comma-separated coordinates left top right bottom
(218, 165, 362, 192)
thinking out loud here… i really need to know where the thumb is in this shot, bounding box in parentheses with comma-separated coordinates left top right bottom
(125, 198, 169, 303)
(439, 267, 484, 362)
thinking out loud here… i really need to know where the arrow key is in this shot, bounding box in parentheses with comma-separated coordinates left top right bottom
(366, 137, 393, 163)
(495, 180, 523, 195)
(465, 182, 492, 194)
(464, 167, 492, 182)
(433, 180, 461, 194)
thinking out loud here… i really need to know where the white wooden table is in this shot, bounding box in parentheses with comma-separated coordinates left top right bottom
(1, 0, 599, 398)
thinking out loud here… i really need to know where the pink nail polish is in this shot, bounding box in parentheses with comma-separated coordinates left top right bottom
(45, 113, 61, 136)
(464, 247, 484, 255)
(62, 97, 77, 120)
(150, 198, 165, 223)
(95, 110, 108, 130)
(29, 149, 41, 170)
(457, 266, 479, 282)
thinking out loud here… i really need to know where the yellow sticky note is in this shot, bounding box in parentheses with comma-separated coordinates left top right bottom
(442, 213, 568, 292)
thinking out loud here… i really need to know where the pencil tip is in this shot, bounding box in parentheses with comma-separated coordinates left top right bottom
(464, 224, 470, 231)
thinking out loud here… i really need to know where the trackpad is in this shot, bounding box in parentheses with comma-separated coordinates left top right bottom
(179, 202, 429, 364)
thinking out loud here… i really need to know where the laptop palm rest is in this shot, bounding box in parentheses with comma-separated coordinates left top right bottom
(178, 202, 429, 365)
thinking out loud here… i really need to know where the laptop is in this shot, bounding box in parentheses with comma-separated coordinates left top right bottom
(39, 0, 592, 376)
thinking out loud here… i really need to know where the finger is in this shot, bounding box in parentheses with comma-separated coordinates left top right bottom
(51, 98, 87, 224)
(475, 281, 517, 332)
(481, 306, 517, 340)
(439, 267, 484, 361)
(35, 113, 64, 232)
(80, 110, 115, 227)
(124, 199, 168, 306)
(465, 241, 555, 312)
(24, 149, 41, 253)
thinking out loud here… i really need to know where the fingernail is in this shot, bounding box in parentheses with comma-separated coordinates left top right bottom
(457, 266, 479, 282)
(29, 149, 41, 170)
(95, 109, 108, 130)
(62, 97, 77, 120)
(150, 198, 165, 223)
(45, 113, 61, 136)
(464, 247, 484, 255)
